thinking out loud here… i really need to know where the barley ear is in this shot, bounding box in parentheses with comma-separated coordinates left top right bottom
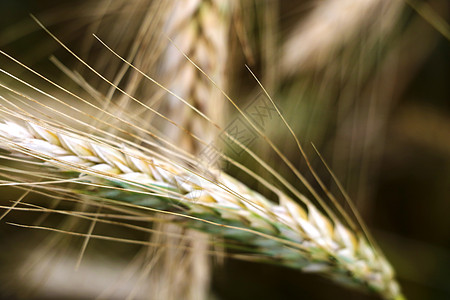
(0, 119, 404, 300)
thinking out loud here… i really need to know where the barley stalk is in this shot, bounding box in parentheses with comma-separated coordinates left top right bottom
(0, 119, 404, 300)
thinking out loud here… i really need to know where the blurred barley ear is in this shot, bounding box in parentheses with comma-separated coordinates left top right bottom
(281, 0, 404, 73)
(148, 1, 232, 299)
